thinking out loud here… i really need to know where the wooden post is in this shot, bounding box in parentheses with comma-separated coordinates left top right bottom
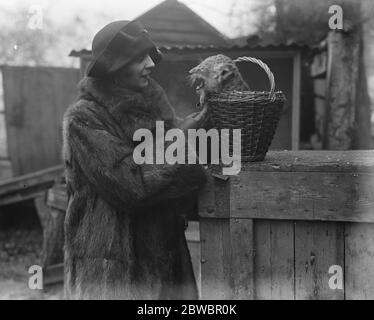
(198, 173, 254, 300)
(42, 186, 67, 267)
(34, 189, 65, 268)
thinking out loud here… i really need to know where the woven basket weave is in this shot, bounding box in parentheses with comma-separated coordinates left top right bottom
(207, 56, 286, 162)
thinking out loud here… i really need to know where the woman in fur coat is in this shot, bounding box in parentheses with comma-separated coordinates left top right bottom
(62, 20, 208, 300)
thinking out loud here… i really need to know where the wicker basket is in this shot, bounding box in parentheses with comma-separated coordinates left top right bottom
(207, 56, 286, 162)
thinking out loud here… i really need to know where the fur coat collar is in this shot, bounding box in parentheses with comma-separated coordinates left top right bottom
(77, 76, 179, 136)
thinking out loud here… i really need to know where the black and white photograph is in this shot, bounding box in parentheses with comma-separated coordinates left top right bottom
(0, 0, 374, 305)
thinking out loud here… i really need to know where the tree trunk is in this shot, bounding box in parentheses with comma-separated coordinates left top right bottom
(324, 29, 372, 149)
(324, 30, 360, 150)
(324, 0, 372, 150)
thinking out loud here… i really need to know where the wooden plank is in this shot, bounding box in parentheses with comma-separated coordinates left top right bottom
(229, 218, 254, 300)
(0, 165, 63, 192)
(199, 218, 231, 300)
(254, 220, 295, 300)
(198, 172, 231, 219)
(213, 177, 230, 219)
(43, 263, 64, 286)
(199, 215, 254, 299)
(185, 221, 201, 297)
(0, 165, 63, 207)
(345, 223, 374, 299)
(185, 221, 200, 242)
(0, 165, 63, 194)
(295, 221, 344, 300)
(0, 191, 46, 207)
(198, 170, 215, 218)
(239, 151, 374, 173)
(230, 172, 374, 223)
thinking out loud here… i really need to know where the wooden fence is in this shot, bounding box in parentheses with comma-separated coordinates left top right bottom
(198, 150, 374, 300)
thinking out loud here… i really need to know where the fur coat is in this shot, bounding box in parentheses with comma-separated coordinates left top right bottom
(62, 76, 207, 300)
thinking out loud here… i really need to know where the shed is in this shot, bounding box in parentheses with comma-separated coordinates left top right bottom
(135, 0, 229, 46)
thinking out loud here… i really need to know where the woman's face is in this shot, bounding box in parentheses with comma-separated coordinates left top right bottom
(116, 53, 155, 90)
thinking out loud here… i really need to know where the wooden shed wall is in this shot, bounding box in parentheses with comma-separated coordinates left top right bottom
(1, 70, 13, 180)
(1, 66, 80, 177)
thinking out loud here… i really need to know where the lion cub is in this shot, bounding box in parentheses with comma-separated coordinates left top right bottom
(188, 54, 250, 105)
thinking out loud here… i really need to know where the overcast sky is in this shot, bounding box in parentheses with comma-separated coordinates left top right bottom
(0, 0, 259, 38)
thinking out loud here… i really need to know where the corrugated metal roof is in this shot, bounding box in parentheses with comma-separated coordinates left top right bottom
(157, 42, 308, 51)
(231, 34, 311, 48)
(70, 42, 308, 58)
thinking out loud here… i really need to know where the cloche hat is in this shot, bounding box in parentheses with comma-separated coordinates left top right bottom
(86, 20, 162, 78)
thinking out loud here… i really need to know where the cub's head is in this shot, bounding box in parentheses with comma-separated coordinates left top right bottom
(188, 54, 245, 104)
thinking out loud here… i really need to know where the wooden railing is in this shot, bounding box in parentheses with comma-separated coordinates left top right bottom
(198, 151, 374, 300)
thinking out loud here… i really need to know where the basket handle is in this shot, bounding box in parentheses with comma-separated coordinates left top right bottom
(234, 56, 276, 100)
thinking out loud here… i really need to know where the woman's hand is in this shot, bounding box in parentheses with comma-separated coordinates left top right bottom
(180, 103, 209, 131)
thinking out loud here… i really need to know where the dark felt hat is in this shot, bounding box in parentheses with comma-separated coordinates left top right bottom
(86, 20, 162, 78)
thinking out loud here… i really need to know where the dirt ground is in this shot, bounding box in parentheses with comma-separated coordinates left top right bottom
(0, 201, 201, 300)
(0, 202, 63, 300)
